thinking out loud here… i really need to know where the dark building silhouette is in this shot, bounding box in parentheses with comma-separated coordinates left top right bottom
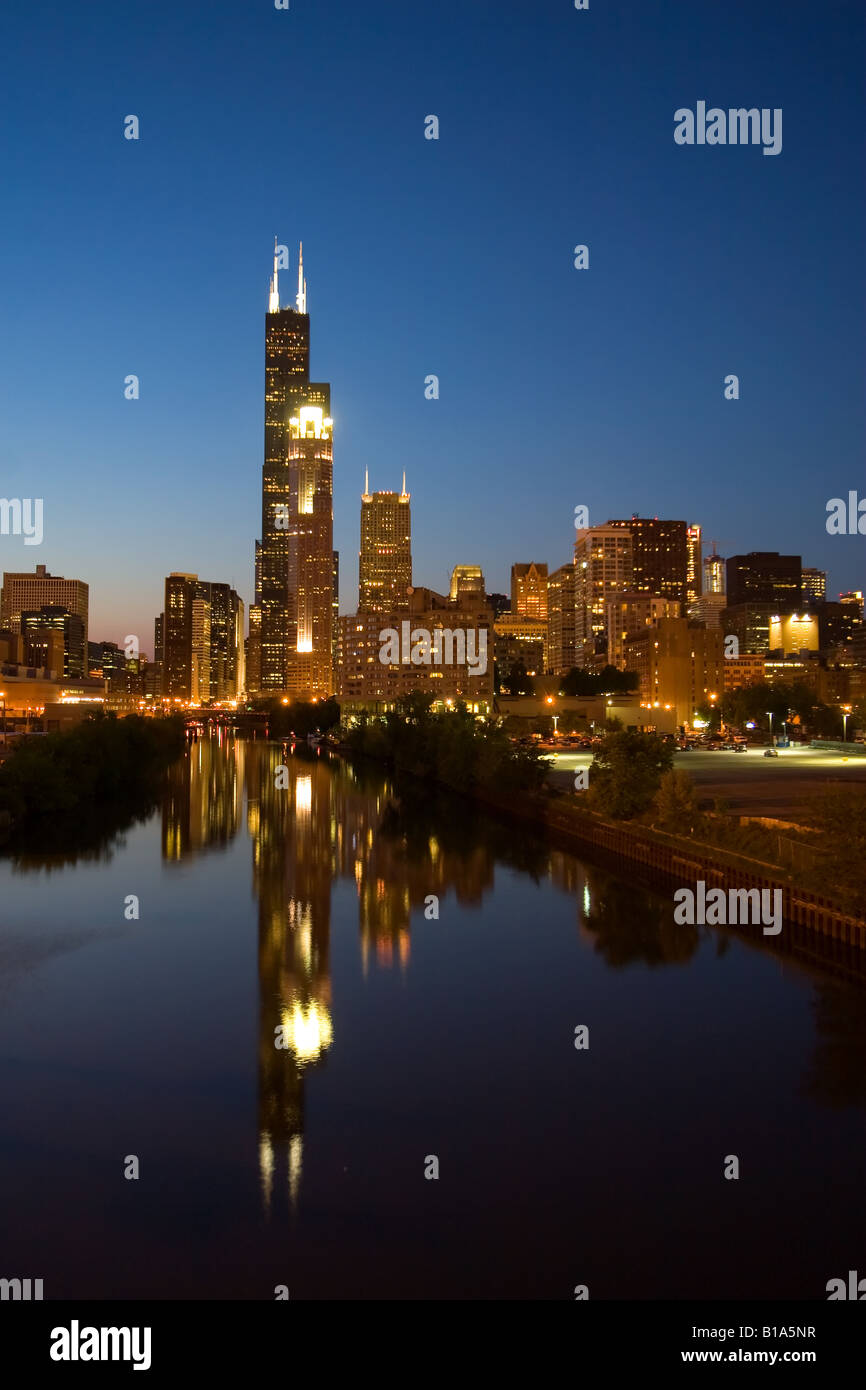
(607, 517, 690, 606)
(726, 551, 802, 609)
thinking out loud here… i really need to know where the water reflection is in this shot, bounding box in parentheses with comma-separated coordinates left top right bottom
(152, 735, 866, 1221)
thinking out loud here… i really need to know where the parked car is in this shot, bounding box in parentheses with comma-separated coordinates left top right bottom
(734, 742, 747, 753)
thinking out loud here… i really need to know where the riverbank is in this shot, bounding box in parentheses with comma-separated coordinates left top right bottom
(473, 782, 866, 958)
(0, 714, 187, 850)
(339, 732, 866, 969)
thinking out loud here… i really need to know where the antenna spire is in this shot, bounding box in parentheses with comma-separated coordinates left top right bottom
(296, 241, 306, 313)
(268, 236, 280, 313)
(364, 467, 369, 496)
(402, 470, 407, 495)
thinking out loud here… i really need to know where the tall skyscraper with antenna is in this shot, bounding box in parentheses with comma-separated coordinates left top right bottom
(257, 240, 333, 695)
(358, 475, 412, 613)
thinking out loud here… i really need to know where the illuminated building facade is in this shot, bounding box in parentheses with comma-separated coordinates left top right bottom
(686, 525, 702, 616)
(162, 573, 244, 701)
(802, 567, 826, 604)
(258, 241, 331, 693)
(20, 605, 86, 679)
(359, 478, 411, 613)
(493, 613, 547, 682)
(285, 405, 334, 698)
(573, 525, 634, 666)
(449, 565, 485, 603)
(511, 563, 549, 621)
(1, 565, 89, 663)
(605, 593, 680, 670)
(623, 616, 724, 728)
(703, 548, 726, 595)
(336, 586, 494, 709)
(546, 562, 575, 674)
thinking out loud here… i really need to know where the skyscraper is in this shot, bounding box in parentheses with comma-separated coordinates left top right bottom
(726, 552, 802, 608)
(511, 563, 549, 621)
(703, 548, 726, 595)
(259, 241, 332, 694)
(802, 567, 827, 604)
(449, 565, 485, 604)
(358, 475, 411, 613)
(546, 562, 575, 674)
(162, 573, 244, 701)
(573, 525, 633, 667)
(285, 404, 334, 697)
(686, 525, 702, 616)
(1, 565, 89, 662)
(606, 517, 689, 606)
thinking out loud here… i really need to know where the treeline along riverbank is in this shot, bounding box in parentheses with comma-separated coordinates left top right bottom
(0, 714, 187, 850)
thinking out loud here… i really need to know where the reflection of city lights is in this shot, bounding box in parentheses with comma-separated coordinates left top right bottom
(288, 1134, 303, 1207)
(583, 884, 591, 916)
(279, 1000, 333, 1063)
(259, 1134, 274, 1210)
(295, 774, 312, 819)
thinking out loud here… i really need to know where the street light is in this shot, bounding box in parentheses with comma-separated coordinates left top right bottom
(767, 711, 774, 745)
(842, 704, 852, 742)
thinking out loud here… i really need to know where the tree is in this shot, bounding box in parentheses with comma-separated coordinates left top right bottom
(559, 666, 638, 697)
(586, 731, 674, 820)
(654, 769, 701, 832)
(503, 660, 535, 696)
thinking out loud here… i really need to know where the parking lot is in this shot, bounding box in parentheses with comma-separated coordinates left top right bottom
(547, 743, 866, 819)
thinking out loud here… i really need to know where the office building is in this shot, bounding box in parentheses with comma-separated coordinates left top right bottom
(725, 551, 802, 609)
(546, 563, 575, 674)
(573, 525, 633, 665)
(802, 567, 826, 604)
(336, 585, 493, 710)
(20, 605, 86, 678)
(623, 617, 724, 730)
(686, 525, 702, 616)
(259, 241, 332, 693)
(359, 477, 411, 613)
(450, 565, 486, 604)
(511, 563, 549, 621)
(162, 573, 244, 702)
(606, 517, 689, 605)
(1, 565, 89, 661)
(605, 593, 680, 670)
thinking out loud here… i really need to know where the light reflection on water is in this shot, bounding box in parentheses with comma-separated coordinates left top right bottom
(0, 734, 865, 1300)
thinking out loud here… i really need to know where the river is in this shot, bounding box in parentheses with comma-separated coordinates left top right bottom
(1, 734, 864, 1299)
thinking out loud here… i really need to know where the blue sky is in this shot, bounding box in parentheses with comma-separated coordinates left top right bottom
(0, 0, 863, 649)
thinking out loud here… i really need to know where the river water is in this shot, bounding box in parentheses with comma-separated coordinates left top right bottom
(1, 734, 864, 1300)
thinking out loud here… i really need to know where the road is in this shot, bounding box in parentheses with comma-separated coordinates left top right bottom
(546, 744, 866, 819)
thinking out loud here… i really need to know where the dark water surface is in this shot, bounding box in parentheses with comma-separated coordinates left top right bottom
(1, 735, 865, 1300)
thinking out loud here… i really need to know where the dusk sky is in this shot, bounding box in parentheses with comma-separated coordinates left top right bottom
(1, 0, 863, 651)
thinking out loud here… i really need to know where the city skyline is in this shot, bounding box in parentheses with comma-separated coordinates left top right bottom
(0, 1, 863, 649)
